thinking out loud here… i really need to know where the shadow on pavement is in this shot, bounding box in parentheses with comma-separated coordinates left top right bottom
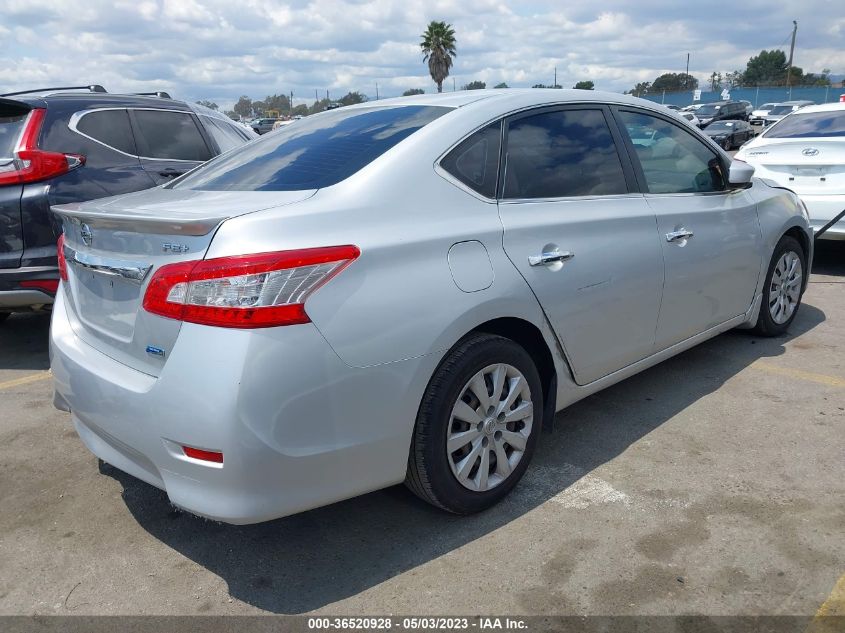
(812, 240, 845, 277)
(100, 301, 826, 614)
(0, 312, 51, 371)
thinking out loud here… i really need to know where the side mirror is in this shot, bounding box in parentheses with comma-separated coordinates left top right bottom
(728, 159, 754, 188)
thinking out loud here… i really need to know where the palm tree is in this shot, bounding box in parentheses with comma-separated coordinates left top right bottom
(420, 21, 457, 93)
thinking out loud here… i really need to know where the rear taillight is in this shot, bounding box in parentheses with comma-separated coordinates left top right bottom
(0, 109, 85, 186)
(57, 234, 68, 281)
(142, 245, 360, 328)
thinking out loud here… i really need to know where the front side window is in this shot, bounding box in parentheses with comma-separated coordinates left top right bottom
(619, 110, 726, 194)
(502, 108, 628, 199)
(765, 111, 845, 139)
(440, 122, 501, 198)
(75, 109, 136, 155)
(132, 110, 212, 161)
(173, 105, 450, 191)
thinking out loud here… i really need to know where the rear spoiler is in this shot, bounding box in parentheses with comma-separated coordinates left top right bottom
(51, 203, 227, 236)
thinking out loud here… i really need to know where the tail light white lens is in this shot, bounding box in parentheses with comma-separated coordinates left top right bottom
(143, 246, 359, 328)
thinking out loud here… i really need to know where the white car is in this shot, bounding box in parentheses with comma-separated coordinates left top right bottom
(750, 103, 777, 125)
(763, 100, 814, 127)
(680, 111, 701, 128)
(736, 102, 845, 239)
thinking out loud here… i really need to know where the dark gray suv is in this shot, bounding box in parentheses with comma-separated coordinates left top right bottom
(0, 85, 256, 319)
(695, 100, 748, 127)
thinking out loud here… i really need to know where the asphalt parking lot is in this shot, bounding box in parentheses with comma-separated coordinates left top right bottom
(0, 242, 842, 618)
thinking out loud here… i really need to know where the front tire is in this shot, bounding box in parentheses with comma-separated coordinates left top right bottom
(753, 235, 806, 336)
(406, 333, 543, 514)
(723, 138, 732, 151)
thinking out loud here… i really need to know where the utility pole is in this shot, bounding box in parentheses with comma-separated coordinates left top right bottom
(554, 66, 557, 87)
(685, 53, 690, 90)
(453, 77, 456, 92)
(290, 91, 293, 116)
(375, 83, 379, 100)
(786, 20, 798, 88)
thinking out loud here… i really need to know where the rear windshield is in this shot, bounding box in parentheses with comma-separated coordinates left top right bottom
(0, 103, 29, 157)
(697, 104, 723, 116)
(769, 105, 794, 115)
(765, 111, 845, 139)
(172, 105, 450, 191)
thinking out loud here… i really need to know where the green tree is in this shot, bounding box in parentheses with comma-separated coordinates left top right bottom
(292, 104, 309, 117)
(493, 82, 509, 88)
(629, 81, 651, 97)
(724, 70, 744, 89)
(339, 91, 366, 106)
(258, 93, 291, 115)
(195, 100, 218, 110)
(308, 98, 332, 115)
(420, 21, 457, 93)
(532, 83, 562, 88)
(743, 50, 788, 85)
(573, 80, 594, 90)
(462, 80, 486, 90)
(223, 110, 237, 120)
(651, 73, 698, 92)
(402, 88, 425, 96)
(708, 72, 722, 92)
(233, 95, 253, 119)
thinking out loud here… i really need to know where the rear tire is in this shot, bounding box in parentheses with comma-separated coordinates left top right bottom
(752, 235, 806, 336)
(406, 333, 543, 514)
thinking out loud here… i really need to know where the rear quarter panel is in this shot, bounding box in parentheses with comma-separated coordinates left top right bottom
(203, 109, 560, 371)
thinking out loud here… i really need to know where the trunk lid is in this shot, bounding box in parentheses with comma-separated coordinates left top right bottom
(53, 188, 316, 376)
(748, 139, 845, 196)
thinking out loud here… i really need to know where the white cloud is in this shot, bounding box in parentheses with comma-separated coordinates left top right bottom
(0, 0, 840, 110)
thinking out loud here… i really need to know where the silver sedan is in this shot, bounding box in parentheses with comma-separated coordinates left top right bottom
(50, 90, 812, 524)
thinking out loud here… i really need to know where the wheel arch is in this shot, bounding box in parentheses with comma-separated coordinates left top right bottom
(466, 317, 559, 432)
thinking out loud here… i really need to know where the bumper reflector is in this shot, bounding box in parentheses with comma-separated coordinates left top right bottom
(182, 446, 224, 464)
(20, 279, 59, 294)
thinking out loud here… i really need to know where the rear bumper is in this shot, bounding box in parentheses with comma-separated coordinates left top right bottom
(50, 287, 438, 524)
(803, 195, 845, 240)
(0, 265, 58, 310)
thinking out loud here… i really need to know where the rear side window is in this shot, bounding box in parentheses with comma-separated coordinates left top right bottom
(132, 110, 212, 161)
(503, 108, 628, 199)
(765, 111, 845, 139)
(440, 122, 501, 198)
(0, 102, 30, 157)
(75, 109, 136, 155)
(173, 105, 450, 191)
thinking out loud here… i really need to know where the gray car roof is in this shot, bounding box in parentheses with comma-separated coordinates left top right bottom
(343, 88, 676, 121)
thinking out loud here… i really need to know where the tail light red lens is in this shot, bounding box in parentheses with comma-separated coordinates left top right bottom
(142, 245, 360, 328)
(0, 109, 85, 186)
(57, 234, 68, 281)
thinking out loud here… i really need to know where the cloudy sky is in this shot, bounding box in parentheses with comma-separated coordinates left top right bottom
(1, 0, 842, 110)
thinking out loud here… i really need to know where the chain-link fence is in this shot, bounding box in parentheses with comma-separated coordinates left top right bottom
(639, 85, 844, 108)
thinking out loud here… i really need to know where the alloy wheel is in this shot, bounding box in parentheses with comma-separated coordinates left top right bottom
(769, 250, 803, 325)
(446, 363, 533, 492)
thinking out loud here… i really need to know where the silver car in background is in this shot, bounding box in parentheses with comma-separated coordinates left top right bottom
(50, 90, 812, 524)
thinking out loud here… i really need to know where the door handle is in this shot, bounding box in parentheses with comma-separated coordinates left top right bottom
(528, 250, 575, 267)
(666, 229, 694, 243)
